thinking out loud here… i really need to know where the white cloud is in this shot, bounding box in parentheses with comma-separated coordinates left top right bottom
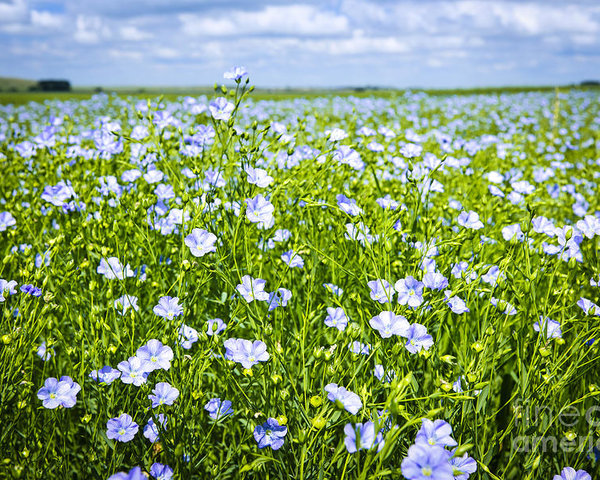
(1, 0, 599, 87)
(108, 48, 143, 60)
(119, 25, 152, 41)
(300, 31, 409, 55)
(155, 47, 181, 59)
(0, 0, 28, 24)
(339, 1, 600, 37)
(74, 15, 110, 44)
(31, 10, 65, 29)
(180, 4, 349, 37)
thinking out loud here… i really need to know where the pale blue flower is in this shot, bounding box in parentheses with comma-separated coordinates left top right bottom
(344, 421, 384, 453)
(184, 228, 217, 257)
(204, 398, 234, 420)
(367, 279, 395, 303)
(369, 311, 410, 338)
(209, 97, 235, 121)
(324, 307, 348, 331)
(148, 382, 179, 408)
(106, 413, 138, 443)
(324, 383, 362, 415)
(224, 338, 270, 368)
(236, 275, 269, 302)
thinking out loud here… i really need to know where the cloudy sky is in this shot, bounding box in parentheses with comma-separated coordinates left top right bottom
(0, 0, 598, 88)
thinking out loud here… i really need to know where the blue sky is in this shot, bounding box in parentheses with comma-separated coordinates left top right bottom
(0, 0, 598, 88)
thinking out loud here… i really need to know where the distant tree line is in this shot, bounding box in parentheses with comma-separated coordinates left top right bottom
(29, 80, 71, 92)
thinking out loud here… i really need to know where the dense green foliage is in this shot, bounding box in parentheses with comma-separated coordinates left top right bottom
(0, 76, 599, 479)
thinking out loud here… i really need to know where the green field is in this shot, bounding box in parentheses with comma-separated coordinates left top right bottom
(1, 82, 598, 106)
(1, 76, 599, 479)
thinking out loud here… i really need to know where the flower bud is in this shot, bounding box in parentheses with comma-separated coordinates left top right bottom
(276, 415, 287, 425)
(312, 417, 326, 429)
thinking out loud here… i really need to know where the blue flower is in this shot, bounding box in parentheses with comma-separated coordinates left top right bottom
(401, 444, 453, 480)
(153, 296, 184, 320)
(0, 279, 17, 301)
(533, 316, 562, 339)
(576, 215, 600, 239)
(327, 128, 348, 141)
(35, 250, 51, 268)
(400, 143, 423, 158)
(490, 297, 517, 315)
(153, 110, 176, 129)
(191, 125, 215, 145)
(204, 168, 226, 188)
(422, 272, 448, 290)
(184, 228, 217, 257)
(144, 169, 164, 183)
(553, 467, 591, 480)
(577, 297, 600, 316)
(108, 467, 146, 480)
(324, 307, 348, 331)
(348, 341, 371, 355)
(267, 288, 292, 311)
(204, 398, 234, 420)
(444, 292, 470, 314)
(236, 275, 269, 302)
(344, 421, 384, 453)
(148, 382, 180, 408)
(117, 356, 149, 386)
(374, 364, 396, 383)
(415, 419, 457, 447)
(451, 261, 476, 282)
(245, 194, 275, 229)
(97, 257, 135, 280)
(345, 222, 376, 245)
(0, 211, 16, 232)
(481, 266, 501, 285)
(144, 414, 167, 443)
(106, 413, 139, 443)
(281, 250, 304, 268)
(502, 224, 524, 242)
(336, 194, 362, 216)
(37, 341, 53, 361)
(333, 146, 364, 170)
(122, 169, 142, 182)
(209, 97, 235, 121)
(367, 279, 395, 303)
(89, 366, 121, 385)
(324, 383, 362, 415)
(254, 418, 287, 450)
(178, 324, 199, 349)
(150, 463, 174, 480)
(154, 184, 175, 200)
(224, 66, 248, 81)
(369, 311, 410, 339)
(449, 451, 477, 480)
(532, 216, 556, 236)
(20, 284, 42, 297)
(245, 166, 273, 188)
(395, 276, 424, 308)
(206, 318, 227, 335)
(376, 195, 399, 210)
(457, 211, 484, 230)
(136, 339, 174, 372)
(224, 338, 270, 369)
(323, 283, 343, 296)
(405, 324, 434, 354)
(37, 376, 81, 409)
(41, 183, 74, 207)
